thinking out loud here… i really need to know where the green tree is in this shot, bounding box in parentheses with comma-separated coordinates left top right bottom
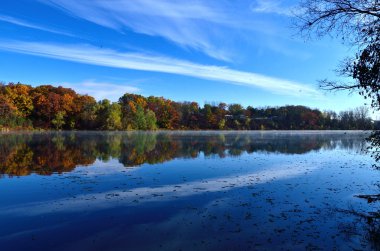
(106, 103, 122, 130)
(97, 99, 122, 130)
(145, 109, 157, 130)
(134, 105, 147, 130)
(218, 119, 226, 130)
(52, 111, 66, 130)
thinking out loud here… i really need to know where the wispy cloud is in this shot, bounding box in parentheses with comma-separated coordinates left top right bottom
(0, 40, 322, 98)
(0, 14, 74, 37)
(39, 0, 237, 61)
(250, 0, 298, 17)
(62, 80, 140, 101)
(0, 163, 319, 216)
(37, 0, 312, 61)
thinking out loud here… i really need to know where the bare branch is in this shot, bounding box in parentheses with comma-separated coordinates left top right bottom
(295, 0, 380, 109)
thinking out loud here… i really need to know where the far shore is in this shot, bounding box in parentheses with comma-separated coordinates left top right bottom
(0, 129, 374, 134)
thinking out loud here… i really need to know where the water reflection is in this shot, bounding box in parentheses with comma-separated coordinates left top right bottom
(367, 131, 380, 168)
(0, 131, 367, 177)
(0, 131, 378, 250)
(5, 162, 315, 216)
(355, 131, 380, 248)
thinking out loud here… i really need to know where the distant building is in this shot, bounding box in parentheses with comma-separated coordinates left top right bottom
(253, 116, 278, 121)
(224, 114, 247, 120)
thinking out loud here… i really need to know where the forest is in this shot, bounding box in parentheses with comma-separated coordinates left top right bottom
(0, 82, 375, 131)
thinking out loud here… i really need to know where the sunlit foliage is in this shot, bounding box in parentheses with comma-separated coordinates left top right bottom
(0, 82, 374, 130)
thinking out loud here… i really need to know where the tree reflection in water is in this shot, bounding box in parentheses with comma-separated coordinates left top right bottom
(0, 131, 367, 177)
(353, 131, 380, 248)
(326, 131, 380, 249)
(0, 131, 378, 249)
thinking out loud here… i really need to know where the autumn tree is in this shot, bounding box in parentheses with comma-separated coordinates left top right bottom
(146, 96, 179, 129)
(119, 93, 158, 130)
(215, 103, 227, 130)
(0, 95, 19, 128)
(180, 101, 200, 129)
(227, 104, 245, 129)
(201, 104, 217, 129)
(0, 83, 33, 128)
(74, 95, 98, 130)
(2, 83, 33, 117)
(0, 83, 374, 131)
(30, 85, 78, 128)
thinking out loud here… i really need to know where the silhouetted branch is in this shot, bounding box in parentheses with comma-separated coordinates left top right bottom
(319, 79, 360, 91)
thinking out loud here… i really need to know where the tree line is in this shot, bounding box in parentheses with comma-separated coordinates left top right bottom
(0, 82, 374, 130)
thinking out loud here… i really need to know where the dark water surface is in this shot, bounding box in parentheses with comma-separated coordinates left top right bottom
(0, 131, 379, 250)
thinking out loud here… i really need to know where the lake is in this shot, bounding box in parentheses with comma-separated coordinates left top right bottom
(0, 131, 379, 250)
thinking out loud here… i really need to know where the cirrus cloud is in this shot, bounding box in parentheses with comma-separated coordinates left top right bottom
(0, 40, 322, 98)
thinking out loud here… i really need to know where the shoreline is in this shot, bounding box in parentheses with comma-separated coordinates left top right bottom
(0, 129, 374, 134)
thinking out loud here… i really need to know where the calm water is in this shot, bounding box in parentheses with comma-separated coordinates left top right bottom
(0, 131, 379, 250)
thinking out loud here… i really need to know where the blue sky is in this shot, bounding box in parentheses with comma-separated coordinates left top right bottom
(0, 0, 370, 114)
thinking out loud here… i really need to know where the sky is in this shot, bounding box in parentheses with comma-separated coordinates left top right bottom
(0, 0, 372, 115)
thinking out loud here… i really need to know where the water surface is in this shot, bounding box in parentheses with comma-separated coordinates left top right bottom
(0, 131, 379, 250)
